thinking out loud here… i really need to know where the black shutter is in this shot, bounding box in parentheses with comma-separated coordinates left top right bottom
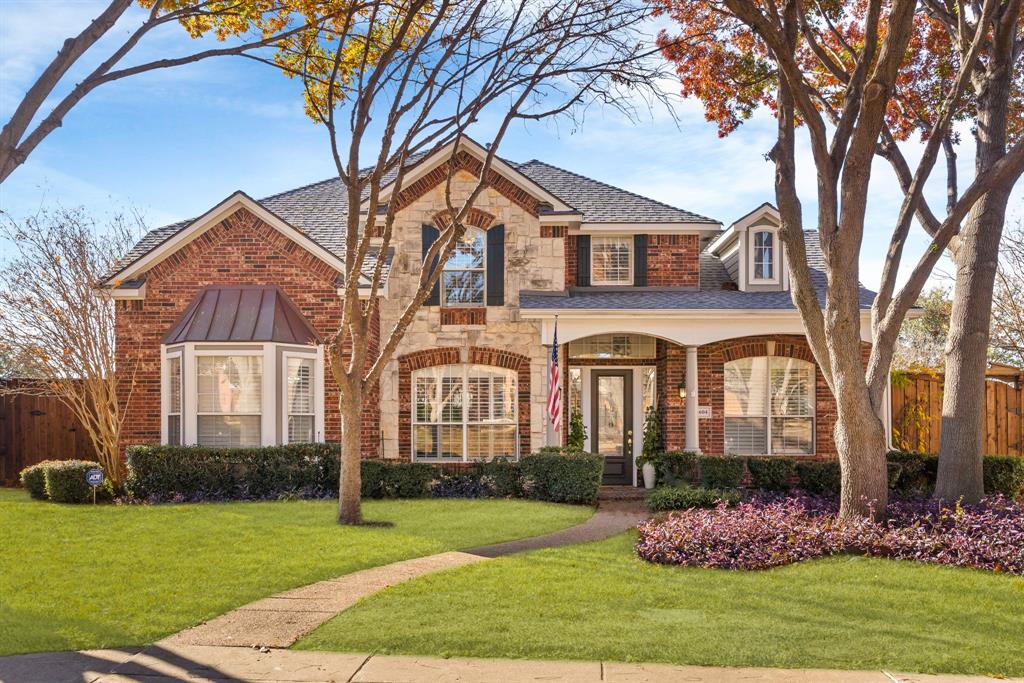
(486, 224, 505, 306)
(633, 234, 648, 287)
(576, 234, 591, 287)
(421, 224, 440, 306)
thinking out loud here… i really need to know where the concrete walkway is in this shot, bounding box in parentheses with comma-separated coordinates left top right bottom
(0, 644, 1016, 683)
(161, 507, 646, 650)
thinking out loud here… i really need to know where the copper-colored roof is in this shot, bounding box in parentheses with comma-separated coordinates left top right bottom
(163, 285, 319, 345)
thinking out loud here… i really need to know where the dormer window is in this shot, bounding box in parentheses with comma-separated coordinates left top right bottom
(753, 231, 774, 281)
(591, 236, 633, 285)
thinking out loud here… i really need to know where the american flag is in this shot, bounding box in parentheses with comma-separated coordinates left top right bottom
(547, 321, 561, 432)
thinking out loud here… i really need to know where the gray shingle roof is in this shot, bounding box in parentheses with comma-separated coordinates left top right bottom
(113, 154, 721, 283)
(513, 160, 720, 224)
(520, 231, 877, 311)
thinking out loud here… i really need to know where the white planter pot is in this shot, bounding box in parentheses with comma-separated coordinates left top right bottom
(642, 463, 656, 490)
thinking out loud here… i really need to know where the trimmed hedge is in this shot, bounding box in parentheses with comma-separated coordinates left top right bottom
(646, 485, 739, 512)
(520, 450, 602, 505)
(796, 460, 841, 495)
(746, 457, 796, 492)
(44, 460, 102, 503)
(984, 455, 1024, 498)
(19, 461, 57, 499)
(698, 455, 745, 489)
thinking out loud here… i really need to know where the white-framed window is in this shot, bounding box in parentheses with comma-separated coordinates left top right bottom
(285, 356, 315, 444)
(196, 354, 263, 447)
(568, 334, 656, 360)
(724, 356, 815, 455)
(442, 227, 485, 306)
(161, 343, 323, 447)
(166, 352, 182, 446)
(752, 230, 775, 281)
(412, 364, 518, 461)
(591, 236, 632, 285)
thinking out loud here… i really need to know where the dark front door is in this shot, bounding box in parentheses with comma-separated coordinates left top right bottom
(591, 370, 633, 485)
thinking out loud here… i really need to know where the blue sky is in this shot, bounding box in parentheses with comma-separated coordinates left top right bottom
(1, 1, 1020, 290)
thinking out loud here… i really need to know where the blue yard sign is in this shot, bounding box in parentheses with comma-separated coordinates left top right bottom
(86, 468, 104, 487)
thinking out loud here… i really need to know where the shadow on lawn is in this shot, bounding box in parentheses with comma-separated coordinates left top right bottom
(0, 644, 235, 683)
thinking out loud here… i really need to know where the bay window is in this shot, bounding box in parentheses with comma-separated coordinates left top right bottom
(591, 236, 632, 285)
(724, 356, 814, 455)
(413, 364, 518, 461)
(161, 344, 323, 446)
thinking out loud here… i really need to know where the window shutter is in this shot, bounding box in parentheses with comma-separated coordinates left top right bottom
(633, 234, 648, 287)
(421, 224, 440, 306)
(486, 224, 505, 306)
(576, 234, 591, 287)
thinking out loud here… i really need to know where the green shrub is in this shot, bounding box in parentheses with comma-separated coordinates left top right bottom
(746, 457, 796, 492)
(646, 485, 740, 512)
(359, 458, 392, 499)
(698, 455, 745, 489)
(520, 450, 602, 505)
(566, 410, 587, 452)
(983, 455, 1024, 498)
(44, 460, 101, 503)
(887, 461, 903, 489)
(796, 460, 841, 495)
(654, 451, 698, 486)
(389, 462, 434, 498)
(482, 459, 523, 498)
(19, 461, 57, 499)
(886, 450, 937, 493)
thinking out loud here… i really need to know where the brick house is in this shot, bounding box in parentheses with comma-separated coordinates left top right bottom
(105, 138, 888, 486)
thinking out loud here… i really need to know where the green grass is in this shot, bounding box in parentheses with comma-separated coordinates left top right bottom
(297, 532, 1024, 677)
(0, 487, 590, 655)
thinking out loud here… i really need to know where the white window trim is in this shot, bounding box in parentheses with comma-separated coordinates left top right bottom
(590, 234, 634, 286)
(749, 229, 780, 284)
(161, 342, 325, 447)
(724, 356, 816, 456)
(161, 347, 183, 445)
(411, 363, 519, 462)
(280, 347, 326, 444)
(441, 227, 486, 307)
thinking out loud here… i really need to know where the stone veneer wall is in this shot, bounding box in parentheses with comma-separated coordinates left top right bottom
(377, 169, 565, 461)
(115, 207, 381, 456)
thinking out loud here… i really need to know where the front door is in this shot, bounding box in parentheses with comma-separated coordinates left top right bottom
(591, 370, 633, 485)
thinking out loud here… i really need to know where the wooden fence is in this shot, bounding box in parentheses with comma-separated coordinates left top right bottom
(890, 372, 1024, 456)
(0, 383, 96, 486)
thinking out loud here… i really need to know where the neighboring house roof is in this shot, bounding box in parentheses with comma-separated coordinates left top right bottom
(521, 231, 877, 312)
(163, 285, 318, 345)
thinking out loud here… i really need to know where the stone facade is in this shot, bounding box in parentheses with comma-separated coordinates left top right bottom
(377, 169, 564, 461)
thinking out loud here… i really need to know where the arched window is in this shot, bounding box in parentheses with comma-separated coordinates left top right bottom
(753, 231, 774, 280)
(442, 228, 486, 306)
(412, 364, 518, 461)
(724, 356, 814, 455)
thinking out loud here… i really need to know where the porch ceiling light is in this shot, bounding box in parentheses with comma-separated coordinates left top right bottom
(678, 383, 687, 400)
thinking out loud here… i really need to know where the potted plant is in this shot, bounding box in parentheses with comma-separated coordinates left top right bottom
(638, 407, 662, 489)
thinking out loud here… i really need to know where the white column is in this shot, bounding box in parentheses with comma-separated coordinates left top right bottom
(685, 345, 701, 453)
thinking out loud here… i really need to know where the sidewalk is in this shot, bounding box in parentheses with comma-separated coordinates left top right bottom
(0, 643, 1016, 683)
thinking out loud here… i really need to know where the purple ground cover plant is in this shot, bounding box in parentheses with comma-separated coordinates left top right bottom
(636, 494, 1024, 574)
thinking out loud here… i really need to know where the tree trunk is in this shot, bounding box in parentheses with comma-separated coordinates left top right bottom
(935, 36, 1015, 503)
(935, 189, 1009, 502)
(337, 389, 364, 525)
(835, 389, 889, 520)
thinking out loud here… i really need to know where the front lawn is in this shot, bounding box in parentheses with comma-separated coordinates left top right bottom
(0, 487, 590, 655)
(297, 532, 1024, 677)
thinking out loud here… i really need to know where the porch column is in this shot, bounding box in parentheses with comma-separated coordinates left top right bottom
(685, 345, 701, 453)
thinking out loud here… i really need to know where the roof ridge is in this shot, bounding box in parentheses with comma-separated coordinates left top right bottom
(518, 159, 720, 224)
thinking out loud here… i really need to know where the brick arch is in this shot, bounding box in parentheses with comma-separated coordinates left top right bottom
(431, 208, 497, 231)
(718, 336, 817, 364)
(397, 346, 531, 460)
